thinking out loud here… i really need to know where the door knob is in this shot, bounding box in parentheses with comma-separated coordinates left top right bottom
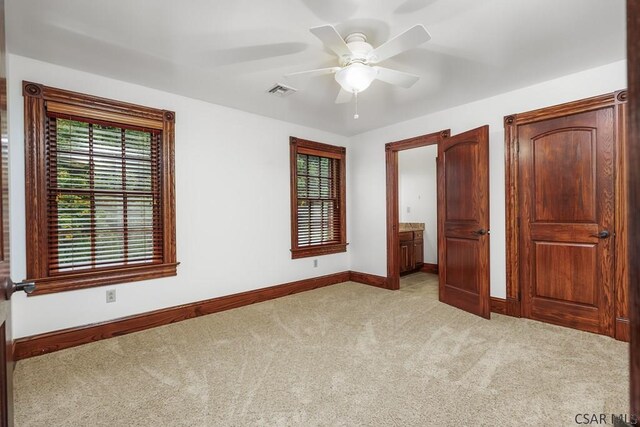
(5, 279, 36, 299)
(591, 230, 611, 239)
(473, 229, 488, 236)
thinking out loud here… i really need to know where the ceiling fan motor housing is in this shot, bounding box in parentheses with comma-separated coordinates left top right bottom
(341, 32, 373, 66)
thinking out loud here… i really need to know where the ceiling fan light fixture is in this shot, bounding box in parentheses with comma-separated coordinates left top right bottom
(334, 63, 378, 93)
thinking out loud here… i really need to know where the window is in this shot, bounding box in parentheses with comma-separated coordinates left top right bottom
(23, 81, 177, 295)
(289, 137, 347, 259)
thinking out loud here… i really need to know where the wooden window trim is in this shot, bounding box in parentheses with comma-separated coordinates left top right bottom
(289, 137, 347, 259)
(23, 81, 178, 296)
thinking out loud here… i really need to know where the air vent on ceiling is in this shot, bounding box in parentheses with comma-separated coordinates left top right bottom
(267, 83, 297, 97)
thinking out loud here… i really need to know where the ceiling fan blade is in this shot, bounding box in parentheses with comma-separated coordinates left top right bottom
(285, 67, 340, 79)
(368, 25, 431, 64)
(310, 25, 353, 58)
(335, 88, 353, 104)
(374, 67, 420, 88)
(199, 42, 308, 67)
(301, 0, 362, 22)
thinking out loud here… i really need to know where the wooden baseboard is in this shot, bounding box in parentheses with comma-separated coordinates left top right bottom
(490, 297, 507, 315)
(616, 317, 630, 342)
(14, 271, 351, 360)
(491, 297, 520, 317)
(490, 297, 521, 317)
(348, 271, 390, 289)
(505, 298, 522, 317)
(494, 304, 628, 340)
(420, 263, 439, 274)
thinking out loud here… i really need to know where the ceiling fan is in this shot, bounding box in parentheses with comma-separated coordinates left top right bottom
(284, 24, 431, 117)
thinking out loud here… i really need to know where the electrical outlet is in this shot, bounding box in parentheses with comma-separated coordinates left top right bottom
(313, 259, 318, 268)
(106, 289, 116, 303)
(407, 206, 411, 213)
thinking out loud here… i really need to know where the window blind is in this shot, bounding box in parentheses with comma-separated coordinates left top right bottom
(46, 115, 163, 274)
(296, 153, 341, 247)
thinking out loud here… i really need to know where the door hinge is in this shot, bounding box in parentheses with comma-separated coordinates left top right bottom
(516, 140, 520, 154)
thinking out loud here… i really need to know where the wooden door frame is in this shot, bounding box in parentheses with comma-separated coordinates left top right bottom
(627, 0, 639, 417)
(385, 129, 450, 290)
(503, 91, 629, 337)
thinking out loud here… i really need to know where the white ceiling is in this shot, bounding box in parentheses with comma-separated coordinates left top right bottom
(7, 0, 626, 136)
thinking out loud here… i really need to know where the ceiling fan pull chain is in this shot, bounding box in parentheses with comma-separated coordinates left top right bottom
(354, 91, 359, 120)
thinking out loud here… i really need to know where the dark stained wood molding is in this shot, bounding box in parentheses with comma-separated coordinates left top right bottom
(386, 129, 450, 151)
(23, 82, 48, 283)
(162, 110, 177, 265)
(504, 115, 520, 308)
(14, 271, 351, 360)
(627, 0, 640, 415)
(289, 136, 347, 259)
(385, 146, 398, 289)
(615, 90, 630, 342)
(420, 263, 439, 274)
(348, 271, 390, 290)
(23, 81, 166, 127)
(616, 318, 630, 343)
(22, 81, 178, 295)
(385, 129, 450, 291)
(490, 297, 506, 315)
(291, 243, 348, 260)
(290, 136, 346, 156)
(489, 297, 521, 318)
(505, 298, 522, 318)
(26, 263, 179, 296)
(508, 92, 618, 125)
(504, 92, 627, 329)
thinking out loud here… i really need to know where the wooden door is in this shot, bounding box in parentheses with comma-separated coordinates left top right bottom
(0, 0, 12, 423)
(519, 108, 615, 335)
(438, 126, 490, 318)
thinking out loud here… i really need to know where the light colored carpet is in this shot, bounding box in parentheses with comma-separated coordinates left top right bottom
(14, 273, 629, 426)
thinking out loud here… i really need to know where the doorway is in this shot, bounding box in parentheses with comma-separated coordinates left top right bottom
(397, 144, 439, 278)
(386, 126, 491, 319)
(504, 91, 629, 339)
(385, 130, 447, 291)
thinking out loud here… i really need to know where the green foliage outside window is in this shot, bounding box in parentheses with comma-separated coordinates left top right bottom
(296, 153, 338, 246)
(52, 118, 157, 272)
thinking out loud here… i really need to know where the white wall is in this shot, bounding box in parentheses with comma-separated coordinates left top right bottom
(398, 146, 438, 264)
(348, 60, 627, 298)
(7, 56, 627, 337)
(7, 55, 351, 338)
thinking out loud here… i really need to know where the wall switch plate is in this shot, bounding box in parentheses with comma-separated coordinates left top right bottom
(106, 289, 116, 303)
(313, 259, 318, 268)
